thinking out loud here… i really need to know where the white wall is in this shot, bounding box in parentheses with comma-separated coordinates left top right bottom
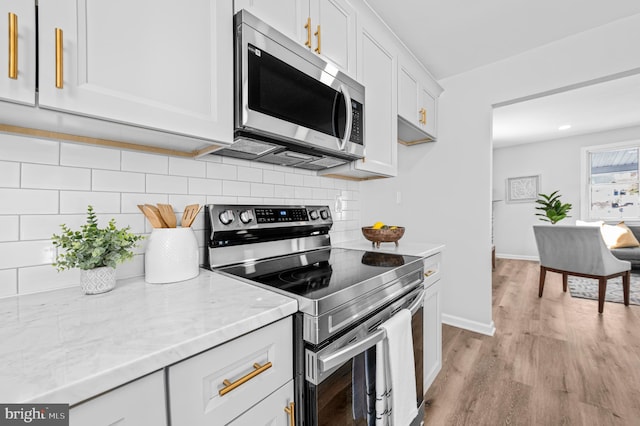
(493, 125, 640, 260)
(0, 134, 361, 297)
(360, 13, 640, 336)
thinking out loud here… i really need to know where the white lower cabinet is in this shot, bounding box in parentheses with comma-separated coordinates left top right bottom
(69, 370, 166, 426)
(168, 317, 293, 426)
(422, 253, 442, 392)
(228, 380, 295, 426)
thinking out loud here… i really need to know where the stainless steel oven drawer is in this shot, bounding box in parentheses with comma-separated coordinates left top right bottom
(168, 317, 293, 426)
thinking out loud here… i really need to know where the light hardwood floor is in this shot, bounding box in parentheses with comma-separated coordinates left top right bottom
(424, 258, 640, 425)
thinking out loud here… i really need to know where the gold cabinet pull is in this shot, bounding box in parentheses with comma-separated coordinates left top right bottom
(218, 361, 272, 396)
(423, 108, 427, 125)
(55, 28, 63, 89)
(8, 13, 18, 79)
(314, 25, 321, 54)
(425, 269, 436, 277)
(304, 17, 312, 48)
(284, 401, 295, 425)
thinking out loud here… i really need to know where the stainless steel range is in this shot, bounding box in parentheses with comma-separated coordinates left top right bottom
(205, 204, 425, 426)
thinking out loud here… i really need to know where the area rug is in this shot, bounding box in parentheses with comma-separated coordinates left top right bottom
(567, 274, 640, 305)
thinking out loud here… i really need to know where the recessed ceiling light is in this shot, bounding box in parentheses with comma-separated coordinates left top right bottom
(558, 124, 572, 131)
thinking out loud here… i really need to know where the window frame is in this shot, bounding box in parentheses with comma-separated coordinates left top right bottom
(581, 140, 640, 221)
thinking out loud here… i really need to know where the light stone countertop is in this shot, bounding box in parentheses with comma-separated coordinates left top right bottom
(335, 239, 445, 258)
(0, 269, 297, 406)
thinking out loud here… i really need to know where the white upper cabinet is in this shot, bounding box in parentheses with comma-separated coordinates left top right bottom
(0, 1, 36, 105)
(235, 0, 356, 77)
(37, 0, 233, 144)
(397, 52, 442, 144)
(320, 7, 397, 179)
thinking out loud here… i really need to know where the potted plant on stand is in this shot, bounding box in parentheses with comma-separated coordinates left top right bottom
(535, 191, 573, 224)
(52, 205, 144, 294)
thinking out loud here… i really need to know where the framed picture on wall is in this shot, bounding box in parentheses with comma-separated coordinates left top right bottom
(506, 175, 540, 203)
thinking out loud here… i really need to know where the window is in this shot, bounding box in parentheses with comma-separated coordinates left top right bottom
(585, 146, 640, 220)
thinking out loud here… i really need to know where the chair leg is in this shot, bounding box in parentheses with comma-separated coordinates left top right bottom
(598, 277, 607, 314)
(623, 271, 630, 307)
(538, 266, 547, 297)
(562, 273, 568, 292)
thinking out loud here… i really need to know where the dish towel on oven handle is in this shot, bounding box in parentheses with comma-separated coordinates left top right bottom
(375, 308, 418, 426)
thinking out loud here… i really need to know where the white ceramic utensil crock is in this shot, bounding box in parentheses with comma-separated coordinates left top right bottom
(145, 227, 199, 283)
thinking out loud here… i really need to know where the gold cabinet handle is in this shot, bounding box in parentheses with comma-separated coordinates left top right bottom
(425, 269, 436, 277)
(55, 28, 63, 89)
(314, 25, 321, 54)
(284, 401, 295, 425)
(218, 362, 272, 396)
(304, 17, 312, 48)
(8, 13, 18, 79)
(423, 108, 427, 125)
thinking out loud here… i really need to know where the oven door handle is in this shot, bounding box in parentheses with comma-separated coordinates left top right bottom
(318, 289, 424, 373)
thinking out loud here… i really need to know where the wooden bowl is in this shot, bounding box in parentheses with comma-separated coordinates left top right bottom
(361, 226, 405, 248)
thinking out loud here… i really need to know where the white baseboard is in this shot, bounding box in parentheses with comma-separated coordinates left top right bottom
(496, 253, 539, 261)
(442, 314, 496, 336)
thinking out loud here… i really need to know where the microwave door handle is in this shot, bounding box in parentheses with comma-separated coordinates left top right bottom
(318, 329, 386, 373)
(337, 84, 353, 151)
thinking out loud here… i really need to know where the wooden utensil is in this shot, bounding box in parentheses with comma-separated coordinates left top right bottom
(157, 203, 177, 228)
(142, 204, 167, 228)
(181, 204, 202, 228)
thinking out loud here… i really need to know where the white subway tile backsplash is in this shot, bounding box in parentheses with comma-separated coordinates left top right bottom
(188, 178, 222, 195)
(21, 214, 86, 241)
(0, 269, 17, 297)
(0, 240, 55, 269)
(237, 166, 263, 183)
(251, 183, 274, 197)
(0, 134, 361, 297)
(294, 187, 313, 199)
(205, 195, 238, 205)
(237, 196, 264, 204)
(146, 174, 188, 194)
(274, 185, 295, 198)
(303, 175, 321, 188)
(312, 188, 328, 200)
(0, 216, 19, 241)
(60, 191, 120, 214)
(60, 143, 120, 170)
(0, 161, 19, 187)
(263, 170, 285, 185)
(122, 151, 168, 174)
(169, 157, 206, 178)
(0, 189, 58, 214)
(93, 170, 145, 192)
(0, 134, 59, 164)
(18, 266, 79, 295)
(22, 164, 90, 190)
(207, 162, 237, 180)
(223, 180, 250, 196)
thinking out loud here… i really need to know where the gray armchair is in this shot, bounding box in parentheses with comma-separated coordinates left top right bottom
(533, 225, 631, 313)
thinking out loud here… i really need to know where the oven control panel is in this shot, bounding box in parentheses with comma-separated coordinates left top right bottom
(207, 204, 332, 231)
(255, 207, 309, 223)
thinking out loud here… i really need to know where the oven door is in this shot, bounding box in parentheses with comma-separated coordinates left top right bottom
(300, 287, 424, 426)
(235, 12, 364, 159)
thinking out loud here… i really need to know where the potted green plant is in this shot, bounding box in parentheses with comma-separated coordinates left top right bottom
(535, 191, 573, 224)
(52, 205, 144, 294)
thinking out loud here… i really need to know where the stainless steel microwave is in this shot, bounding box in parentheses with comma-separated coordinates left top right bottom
(215, 10, 365, 170)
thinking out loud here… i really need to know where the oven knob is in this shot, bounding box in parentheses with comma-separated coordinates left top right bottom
(309, 210, 319, 220)
(219, 209, 235, 225)
(239, 210, 254, 224)
(320, 210, 330, 220)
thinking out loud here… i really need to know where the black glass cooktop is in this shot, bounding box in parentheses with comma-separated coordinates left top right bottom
(216, 248, 421, 301)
